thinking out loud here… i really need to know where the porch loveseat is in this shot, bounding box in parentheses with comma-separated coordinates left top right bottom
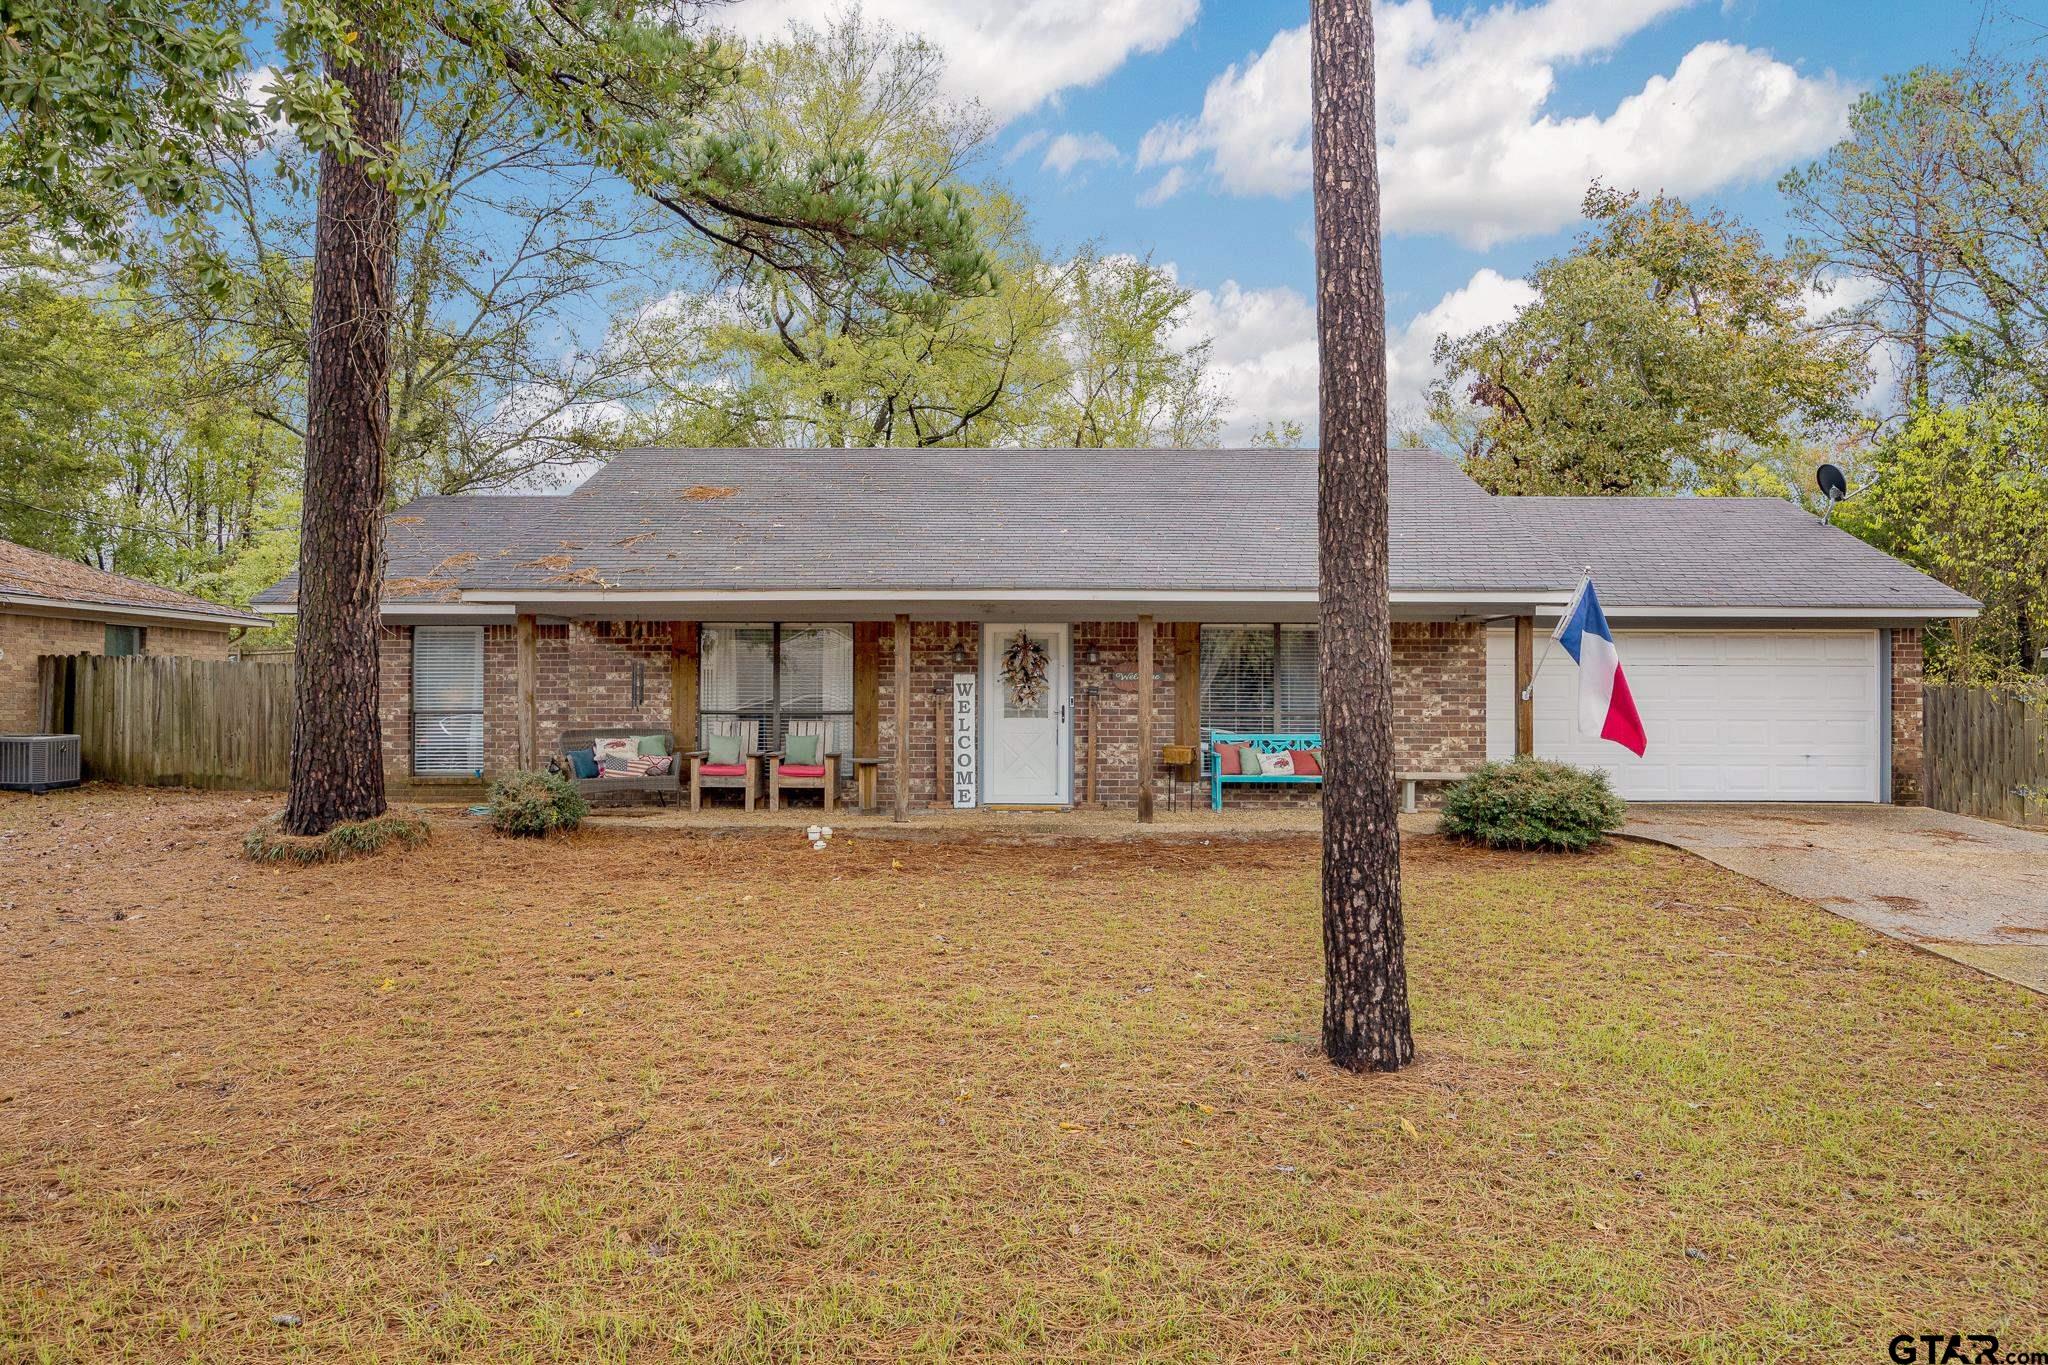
(558, 728, 683, 803)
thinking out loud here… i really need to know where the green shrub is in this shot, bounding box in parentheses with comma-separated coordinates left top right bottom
(243, 812, 431, 864)
(487, 769, 589, 838)
(1439, 757, 1626, 853)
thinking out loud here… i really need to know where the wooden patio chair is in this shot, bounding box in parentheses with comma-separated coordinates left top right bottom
(690, 717, 760, 812)
(768, 717, 841, 812)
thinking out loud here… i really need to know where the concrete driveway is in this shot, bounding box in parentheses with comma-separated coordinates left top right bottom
(1625, 804, 2048, 994)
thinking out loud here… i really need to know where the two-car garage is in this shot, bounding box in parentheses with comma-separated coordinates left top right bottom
(1486, 629, 1886, 802)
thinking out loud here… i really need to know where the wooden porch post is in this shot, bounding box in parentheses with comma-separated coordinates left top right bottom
(1137, 614, 1155, 824)
(893, 613, 911, 822)
(669, 622, 700, 754)
(516, 612, 538, 770)
(1514, 614, 1534, 756)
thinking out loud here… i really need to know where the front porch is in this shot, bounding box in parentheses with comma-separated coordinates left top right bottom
(382, 613, 1505, 821)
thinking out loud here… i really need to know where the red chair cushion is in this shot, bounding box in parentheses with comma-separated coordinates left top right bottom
(697, 762, 748, 777)
(1291, 748, 1322, 777)
(777, 763, 827, 779)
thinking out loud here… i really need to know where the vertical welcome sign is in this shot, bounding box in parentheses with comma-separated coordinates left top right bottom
(951, 672, 977, 808)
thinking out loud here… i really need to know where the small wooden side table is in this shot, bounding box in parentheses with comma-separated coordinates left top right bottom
(1160, 744, 1197, 812)
(852, 756, 883, 812)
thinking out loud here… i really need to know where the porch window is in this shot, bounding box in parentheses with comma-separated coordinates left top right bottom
(1199, 625, 1320, 758)
(700, 624, 854, 769)
(412, 625, 485, 776)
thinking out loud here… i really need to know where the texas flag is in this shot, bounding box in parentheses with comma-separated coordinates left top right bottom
(1554, 577, 1648, 756)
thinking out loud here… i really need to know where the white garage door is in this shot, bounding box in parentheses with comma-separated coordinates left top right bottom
(1486, 629, 1882, 802)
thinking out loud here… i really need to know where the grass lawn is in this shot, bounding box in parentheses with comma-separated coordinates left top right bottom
(1, 788, 2043, 1362)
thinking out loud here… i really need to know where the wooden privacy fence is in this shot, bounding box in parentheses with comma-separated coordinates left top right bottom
(37, 654, 295, 790)
(1924, 684, 2048, 829)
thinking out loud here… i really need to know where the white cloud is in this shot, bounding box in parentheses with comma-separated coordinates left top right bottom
(1137, 0, 1857, 247)
(1041, 131, 1121, 177)
(1137, 165, 1189, 207)
(1003, 129, 1050, 164)
(715, 0, 1199, 120)
(1169, 267, 1535, 442)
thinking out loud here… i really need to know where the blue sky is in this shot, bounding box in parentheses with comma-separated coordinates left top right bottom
(722, 0, 1997, 440)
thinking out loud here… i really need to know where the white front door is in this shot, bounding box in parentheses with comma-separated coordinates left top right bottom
(981, 624, 1071, 805)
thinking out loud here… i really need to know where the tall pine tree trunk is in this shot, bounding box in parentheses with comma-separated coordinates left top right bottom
(283, 42, 398, 836)
(1313, 0, 1414, 1072)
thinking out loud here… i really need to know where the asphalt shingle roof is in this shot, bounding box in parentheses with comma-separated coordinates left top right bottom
(1, 538, 266, 625)
(251, 447, 1975, 616)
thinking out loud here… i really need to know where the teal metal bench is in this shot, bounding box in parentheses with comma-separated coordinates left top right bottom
(1209, 730, 1323, 810)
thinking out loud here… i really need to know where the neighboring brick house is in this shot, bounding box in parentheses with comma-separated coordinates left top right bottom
(254, 448, 1976, 812)
(0, 539, 268, 732)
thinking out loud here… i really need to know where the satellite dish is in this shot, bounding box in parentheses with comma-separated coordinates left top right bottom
(1815, 462, 1850, 525)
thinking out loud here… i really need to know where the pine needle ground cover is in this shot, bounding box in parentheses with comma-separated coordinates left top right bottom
(1, 789, 2042, 1361)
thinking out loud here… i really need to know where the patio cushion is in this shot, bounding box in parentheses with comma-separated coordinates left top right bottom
(1238, 748, 1263, 777)
(568, 749, 600, 779)
(785, 732, 820, 765)
(600, 756, 634, 776)
(1291, 748, 1322, 776)
(626, 752, 672, 776)
(594, 737, 636, 765)
(1214, 743, 1244, 776)
(697, 761, 748, 777)
(707, 732, 743, 765)
(778, 763, 827, 779)
(1260, 750, 1297, 777)
(634, 733, 669, 756)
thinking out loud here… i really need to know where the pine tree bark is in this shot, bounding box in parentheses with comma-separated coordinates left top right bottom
(282, 41, 398, 836)
(1312, 0, 1415, 1072)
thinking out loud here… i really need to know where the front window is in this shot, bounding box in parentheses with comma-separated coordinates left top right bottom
(412, 625, 485, 776)
(701, 624, 854, 768)
(104, 624, 145, 657)
(1199, 625, 1320, 761)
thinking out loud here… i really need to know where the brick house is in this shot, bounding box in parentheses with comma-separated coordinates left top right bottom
(0, 539, 268, 733)
(253, 448, 1976, 811)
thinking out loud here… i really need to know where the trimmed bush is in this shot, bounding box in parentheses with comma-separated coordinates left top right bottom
(1439, 757, 1626, 853)
(487, 769, 589, 838)
(244, 812, 431, 865)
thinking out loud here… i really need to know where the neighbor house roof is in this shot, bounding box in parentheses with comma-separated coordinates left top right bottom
(250, 447, 1977, 618)
(0, 538, 266, 628)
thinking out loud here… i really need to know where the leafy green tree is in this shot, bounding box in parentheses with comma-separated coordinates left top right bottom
(0, 0, 993, 834)
(1784, 58, 2048, 413)
(1429, 186, 1867, 495)
(1843, 400, 2048, 682)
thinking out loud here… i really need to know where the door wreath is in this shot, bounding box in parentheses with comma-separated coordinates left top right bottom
(1000, 629, 1050, 711)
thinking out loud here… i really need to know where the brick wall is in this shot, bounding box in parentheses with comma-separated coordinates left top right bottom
(1390, 621, 1488, 776)
(1891, 626, 1924, 805)
(877, 621, 980, 806)
(0, 611, 235, 732)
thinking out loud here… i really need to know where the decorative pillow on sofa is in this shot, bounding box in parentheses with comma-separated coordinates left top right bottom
(1260, 750, 1297, 777)
(634, 734, 670, 757)
(785, 733, 820, 765)
(1238, 748, 1263, 777)
(626, 752, 672, 776)
(600, 756, 634, 777)
(569, 749, 601, 780)
(593, 737, 636, 766)
(1214, 742, 1244, 776)
(1291, 748, 1322, 777)
(707, 732, 743, 766)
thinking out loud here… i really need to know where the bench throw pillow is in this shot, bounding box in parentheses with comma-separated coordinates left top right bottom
(593, 736, 636, 766)
(1238, 748, 1263, 777)
(785, 732, 821, 766)
(600, 755, 634, 777)
(569, 749, 600, 780)
(707, 732, 743, 766)
(1214, 743, 1244, 776)
(634, 733, 669, 757)
(627, 752, 671, 776)
(1260, 750, 1297, 777)
(1291, 748, 1322, 777)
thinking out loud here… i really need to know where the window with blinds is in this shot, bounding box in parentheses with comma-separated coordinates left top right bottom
(701, 624, 854, 768)
(412, 625, 485, 776)
(1199, 625, 1320, 762)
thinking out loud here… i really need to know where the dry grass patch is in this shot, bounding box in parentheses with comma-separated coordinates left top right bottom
(0, 787, 2043, 1362)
